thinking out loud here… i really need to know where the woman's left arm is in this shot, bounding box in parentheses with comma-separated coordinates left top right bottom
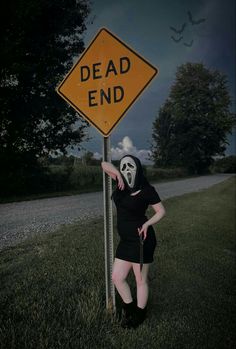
(138, 202, 166, 240)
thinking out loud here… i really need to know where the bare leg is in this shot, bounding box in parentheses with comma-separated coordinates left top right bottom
(132, 263, 150, 309)
(112, 258, 133, 303)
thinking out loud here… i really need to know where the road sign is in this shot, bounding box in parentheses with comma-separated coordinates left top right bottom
(56, 28, 158, 137)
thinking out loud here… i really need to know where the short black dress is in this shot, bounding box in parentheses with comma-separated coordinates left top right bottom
(112, 185, 161, 264)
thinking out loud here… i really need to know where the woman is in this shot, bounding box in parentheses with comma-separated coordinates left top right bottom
(101, 155, 166, 329)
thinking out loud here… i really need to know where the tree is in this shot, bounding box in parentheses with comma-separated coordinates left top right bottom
(151, 63, 235, 173)
(0, 0, 91, 194)
(151, 100, 178, 167)
(82, 151, 94, 165)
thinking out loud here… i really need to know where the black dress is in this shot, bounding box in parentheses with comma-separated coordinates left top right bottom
(112, 185, 161, 264)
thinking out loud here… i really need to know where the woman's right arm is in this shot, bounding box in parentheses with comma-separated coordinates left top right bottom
(101, 162, 125, 190)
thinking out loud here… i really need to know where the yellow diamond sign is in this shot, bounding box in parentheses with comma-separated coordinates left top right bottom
(56, 28, 158, 137)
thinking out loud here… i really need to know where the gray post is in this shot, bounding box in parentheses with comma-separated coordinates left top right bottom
(102, 136, 116, 313)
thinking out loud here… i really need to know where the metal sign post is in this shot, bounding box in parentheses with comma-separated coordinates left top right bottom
(102, 136, 116, 313)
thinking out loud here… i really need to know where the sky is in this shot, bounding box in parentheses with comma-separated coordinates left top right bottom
(69, 0, 235, 163)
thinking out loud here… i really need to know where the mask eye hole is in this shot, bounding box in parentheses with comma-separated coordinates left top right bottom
(128, 163, 134, 169)
(121, 164, 126, 171)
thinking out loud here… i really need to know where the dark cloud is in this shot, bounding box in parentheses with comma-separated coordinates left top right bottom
(76, 0, 235, 156)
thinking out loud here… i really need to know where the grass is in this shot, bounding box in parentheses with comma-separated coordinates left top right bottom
(0, 177, 235, 349)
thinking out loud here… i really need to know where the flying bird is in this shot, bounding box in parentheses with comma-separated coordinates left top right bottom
(169, 23, 187, 34)
(187, 11, 206, 25)
(171, 35, 183, 43)
(184, 40, 194, 47)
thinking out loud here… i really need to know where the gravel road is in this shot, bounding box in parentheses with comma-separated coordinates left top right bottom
(0, 173, 234, 251)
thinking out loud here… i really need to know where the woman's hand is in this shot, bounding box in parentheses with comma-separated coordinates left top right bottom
(138, 222, 149, 240)
(116, 172, 125, 190)
(137, 203, 166, 241)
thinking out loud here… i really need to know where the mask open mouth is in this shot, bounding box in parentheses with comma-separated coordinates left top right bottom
(127, 172, 132, 184)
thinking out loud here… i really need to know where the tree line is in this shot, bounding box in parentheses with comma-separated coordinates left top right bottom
(0, 1, 235, 198)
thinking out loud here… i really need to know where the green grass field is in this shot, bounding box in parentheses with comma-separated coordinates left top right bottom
(0, 177, 235, 349)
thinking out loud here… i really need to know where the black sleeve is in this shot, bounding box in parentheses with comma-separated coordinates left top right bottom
(144, 185, 161, 205)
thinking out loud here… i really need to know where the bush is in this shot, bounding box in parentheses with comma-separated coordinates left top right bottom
(0, 161, 194, 200)
(145, 166, 188, 182)
(69, 165, 103, 190)
(0, 166, 50, 197)
(211, 156, 236, 173)
(46, 164, 73, 191)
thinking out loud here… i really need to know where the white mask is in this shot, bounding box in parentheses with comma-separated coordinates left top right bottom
(119, 156, 137, 189)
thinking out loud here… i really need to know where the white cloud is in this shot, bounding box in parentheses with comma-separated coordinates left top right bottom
(93, 136, 153, 164)
(93, 151, 102, 160)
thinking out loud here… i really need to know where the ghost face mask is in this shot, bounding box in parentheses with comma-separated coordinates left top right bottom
(119, 156, 137, 190)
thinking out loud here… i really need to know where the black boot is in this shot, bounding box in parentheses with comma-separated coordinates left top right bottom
(130, 305, 147, 328)
(121, 300, 136, 329)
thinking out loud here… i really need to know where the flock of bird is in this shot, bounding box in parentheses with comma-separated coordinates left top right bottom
(170, 10, 206, 47)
